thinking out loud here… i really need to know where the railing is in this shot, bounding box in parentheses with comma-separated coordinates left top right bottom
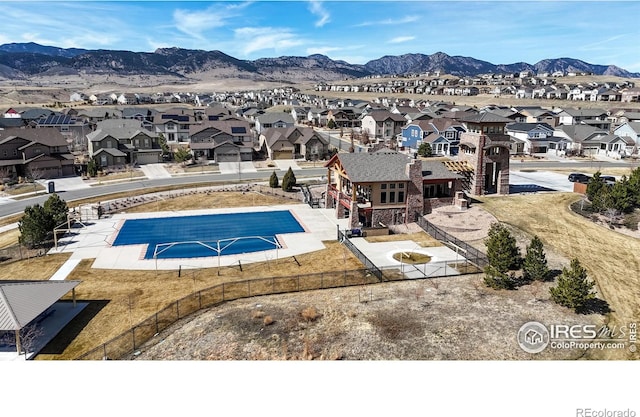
(415, 216, 489, 268)
(76, 268, 376, 360)
(337, 227, 384, 281)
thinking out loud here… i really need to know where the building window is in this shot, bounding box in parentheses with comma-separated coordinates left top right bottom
(381, 184, 387, 190)
(380, 192, 387, 203)
(389, 191, 396, 203)
(2, 150, 6, 157)
(398, 183, 404, 189)
(398, 191, 405, 202)
(390, 183, 396, 189)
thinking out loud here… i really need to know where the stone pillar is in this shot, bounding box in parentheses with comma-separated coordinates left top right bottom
(405, 159, 424, 221)
(350, 201, 360, 228)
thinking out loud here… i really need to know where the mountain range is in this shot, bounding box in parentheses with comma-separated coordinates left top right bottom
(1, 42, 638, 83)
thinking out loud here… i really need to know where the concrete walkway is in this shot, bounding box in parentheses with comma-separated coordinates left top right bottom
(49, 259, 83, 281)
(140, 164, 172, 179)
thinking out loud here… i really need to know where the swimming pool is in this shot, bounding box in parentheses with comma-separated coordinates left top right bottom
(112, 210, 305, 259)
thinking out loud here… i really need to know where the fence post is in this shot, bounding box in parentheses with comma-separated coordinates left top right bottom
(155, 313, 159, 334)
(132, 328, 136, 350)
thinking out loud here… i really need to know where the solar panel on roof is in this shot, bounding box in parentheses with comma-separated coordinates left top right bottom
(40, 114, 73, 125)
(231, 126, 246, 134)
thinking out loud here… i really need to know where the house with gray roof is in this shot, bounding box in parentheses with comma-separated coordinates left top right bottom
(87, 119, 161, 167)
(188, 119, 254, 162)
(259, 126, 328, 161)
(0, 127, 75, 179)
(324, 150, 462, 228)
(255, 112, 295, 134)
(613, 122, 640, 156)
(360, 109, 407, 143)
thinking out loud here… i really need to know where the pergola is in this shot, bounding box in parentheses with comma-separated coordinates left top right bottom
(0, 280, 81, 357)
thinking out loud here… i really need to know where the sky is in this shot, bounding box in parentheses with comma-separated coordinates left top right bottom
(0, 1, 639, 71)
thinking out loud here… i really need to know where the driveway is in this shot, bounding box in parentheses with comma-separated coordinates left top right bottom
(218, 161, 257, 175)
(274, 160, 302, 171)
(37, 177, 91, 192)
(140, 164, 171, 179)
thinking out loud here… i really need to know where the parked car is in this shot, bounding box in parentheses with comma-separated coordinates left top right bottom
(568, 173, 591, 183)
(600, 175, 616, 183)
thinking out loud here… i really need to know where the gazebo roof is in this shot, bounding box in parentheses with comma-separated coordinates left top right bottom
(0, 280, 81, 331)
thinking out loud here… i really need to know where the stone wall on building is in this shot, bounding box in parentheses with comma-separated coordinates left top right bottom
(405, 158, 424, 219)
(371, 208, 406, 227)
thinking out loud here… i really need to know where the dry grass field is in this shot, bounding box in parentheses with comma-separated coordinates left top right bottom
(477, 193, 640, 360)
(2, 187, 638, 360)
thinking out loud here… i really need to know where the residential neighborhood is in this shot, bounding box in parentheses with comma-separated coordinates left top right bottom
(2, 80, 640, 184)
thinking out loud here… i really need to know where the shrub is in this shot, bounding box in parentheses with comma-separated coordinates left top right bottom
(269, 171, 279, 188)
(550, 259, 596, 312)
(522, 235, 549, 282)
(484, 222, 522, 273)
(300, 306, 320, 322)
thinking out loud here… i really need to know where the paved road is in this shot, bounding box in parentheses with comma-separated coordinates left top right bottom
(1, 158, 637, 219)
(0, 168, 328, 219)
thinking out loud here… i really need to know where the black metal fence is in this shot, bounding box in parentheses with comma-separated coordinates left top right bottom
(337, 227, 384, 281)
(415, 216, 489, 268)
(76, 268, 376, 360)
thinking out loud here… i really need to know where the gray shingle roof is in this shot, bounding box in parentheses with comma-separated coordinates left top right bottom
(0, 281, 81, 331)
(337, 151, 411, 182)
(421, 160, 463, 180)
(462, 112, 513, 123)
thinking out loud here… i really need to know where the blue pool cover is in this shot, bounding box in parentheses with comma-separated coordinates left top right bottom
(112, 210, 305, 259)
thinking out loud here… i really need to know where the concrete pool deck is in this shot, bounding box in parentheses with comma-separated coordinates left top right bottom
(49, 204, 351, 271)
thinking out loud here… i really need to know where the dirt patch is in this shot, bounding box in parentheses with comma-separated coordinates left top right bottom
(130, 274, 603, 360)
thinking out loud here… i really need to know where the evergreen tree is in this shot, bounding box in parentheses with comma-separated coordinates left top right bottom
(43, 193, 69, 227)
(550, 259, 596, 312)
(282, 167, 296, 192)
(327, 119, 336, 129)
(586, 171, 605, 209)
(269, 171, 279, 188)
(484, 222, 521, 273)
(174, 147, 192, 165)
(483, 265, 517, 290)
(87, 159, 98, 177)
(157, 133, 170, 159)
(609, 176, 633, 213)
(417, 142, 433, 157)
(522, 235, 549, 282)
(627, 167, 640, 207)
(18, 204, 53, 248)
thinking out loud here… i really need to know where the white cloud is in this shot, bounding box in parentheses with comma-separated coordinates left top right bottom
(308, 0, 331, 28)
(173, 2, 251, 40)
(388, 36, 415, 44)
(354, 16, 419, 27)
(234, 27, 304, 56)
